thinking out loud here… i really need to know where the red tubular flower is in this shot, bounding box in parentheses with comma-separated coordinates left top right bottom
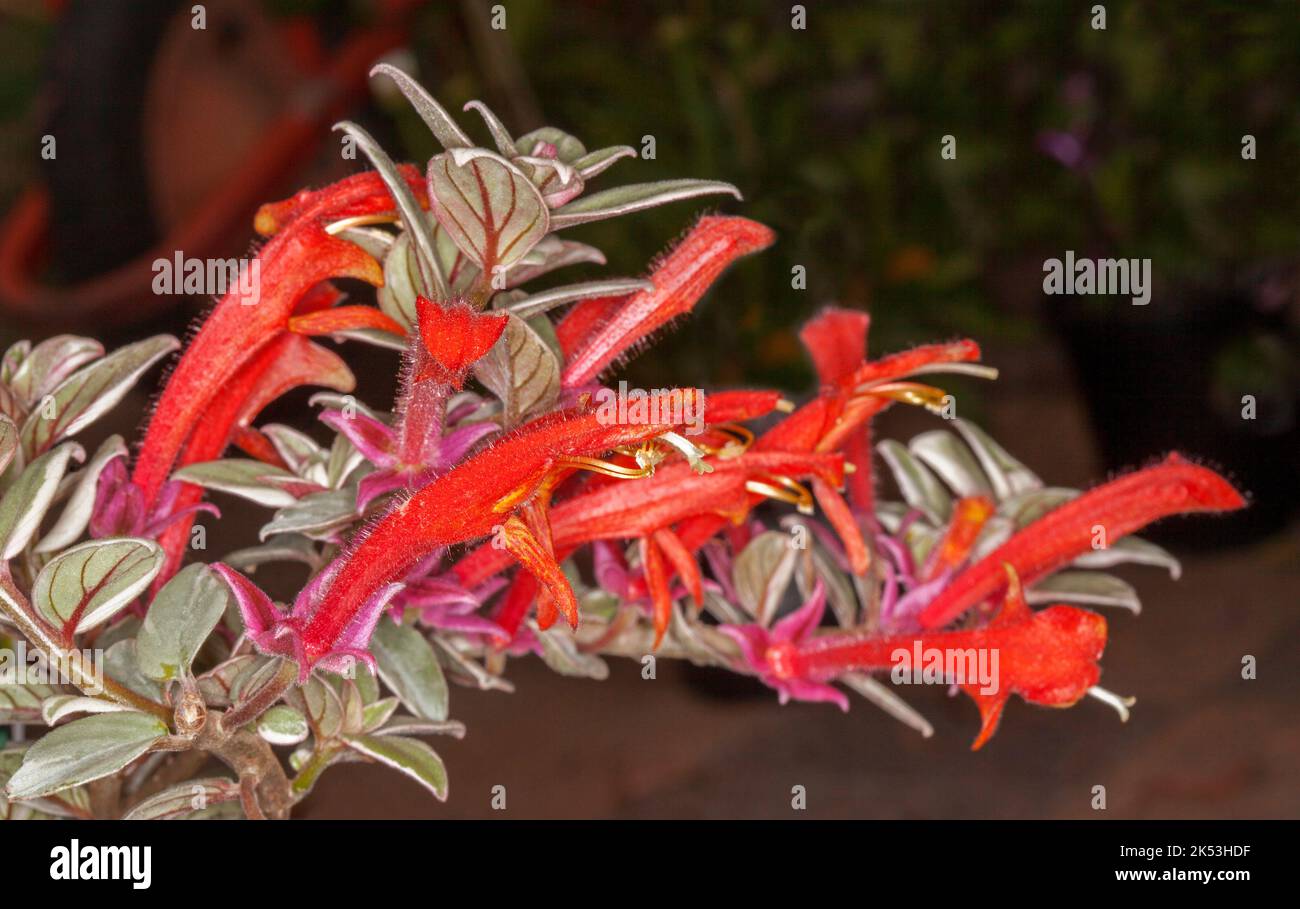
(127, 170, 427, 585)
(298, 396, 705, 670)
(560, 215, 776, 387)
(919, 454, 1246, 630)
(132, 170, 426, 510)
(724, 570, 1111, 749)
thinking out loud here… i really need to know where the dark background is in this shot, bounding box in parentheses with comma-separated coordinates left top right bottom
(0, 0, 1295, 818)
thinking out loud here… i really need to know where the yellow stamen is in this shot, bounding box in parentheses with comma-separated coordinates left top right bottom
(745, 475, 815, 515)
(557, 455, 656, 480)
(854, 381, 951, 414)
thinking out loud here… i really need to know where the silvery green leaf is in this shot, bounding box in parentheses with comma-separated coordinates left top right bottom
(103, 640, 163, 701)
(998, 487, 1077, 528)
(4, 711, 168, 800)
(462, 100, 517, 156)
(428, 148, 550, 272)
(122, 777, 241, 820)
(1072, 535, 1182, 579)
(0, 441, 83, 559)
(839, 673, 934, 738)
(573, 145, 638, 179)
(514, 126, 587, 162)
(40, 695, 129, 725)
(32, 538, 163, 637)
(20, 335, 177, 455)
(0, 384, 26, 428)
(1, 340, 31, 382)
(342, 734, 448, 801)
(1028, 570, 1142, 613)
(901, 522, 941, 572)
(261, 424, 328, 485)
(0, 676, 60, 724)
(376, 231, 418, 331)
(733, 531, 799, 625)
(909, 430, 994, 498)
(7, 335, 103, 408)
(505, 277, 653, 320)
(298, 677, 345, 740)
(873, 501, 910, 534)
(353, 661, 380, 703)
(0, 415, 16, 476)
(34, 435, 128, 553)
(361, 696, 401, 733)
(227, 656, 286, 707)
(797, 541, 858, 628)
(0, 746, 92, 819)
(326, 429, 367, 489)
(136, 564, 231, 681)
(877, 439, 952, 525)
(548, 179, 741, 229)
(952, 420, 1042, 500)
(259, 487, 358, 540)
(432, 637, 513, 692)
(196, 653, 259, 707)
(332, 677, 366, 734)
(371, 620, 448, 721)
(969, 514, 1015, 564)
(531, 621, 609, 679)
(336, 226, 394, 261)
(506, 236, 606, 286)
(334, 328, 407, 351)
(369, 62, 473, 150)
(473, 313, 561, 428)
(173, 459, 300, 508)
(376, 716, 466, 738)
(701, 587, 746, 626)
(224, 535, 323, 573)
(336, 119, 446, 299)
(257, 705, 310, 746)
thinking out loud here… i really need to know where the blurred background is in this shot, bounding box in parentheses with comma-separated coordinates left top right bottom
(0, 0, 1296, 818)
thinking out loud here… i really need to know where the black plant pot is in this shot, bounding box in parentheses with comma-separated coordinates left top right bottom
(1048, 277, 1299, 547)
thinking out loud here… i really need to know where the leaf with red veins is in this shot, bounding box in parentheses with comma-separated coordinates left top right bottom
(800, 307, 871, 386)
(561, 216, 775, 387)
(919, 454, 1246, 629)
(299, 396, 703, 665)
(414, 296, 509, 388)
(253, 166, 427, 237)
(288, 306, 407, 338)
(133, 221, 381, 509)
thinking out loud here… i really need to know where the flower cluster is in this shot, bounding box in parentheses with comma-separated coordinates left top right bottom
(0, 70, 1243, 818)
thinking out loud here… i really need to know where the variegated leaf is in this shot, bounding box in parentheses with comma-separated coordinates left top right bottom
(4, 711, 168, 800)
(20, 335, 177, 455)
(32, 538, 164, 638)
